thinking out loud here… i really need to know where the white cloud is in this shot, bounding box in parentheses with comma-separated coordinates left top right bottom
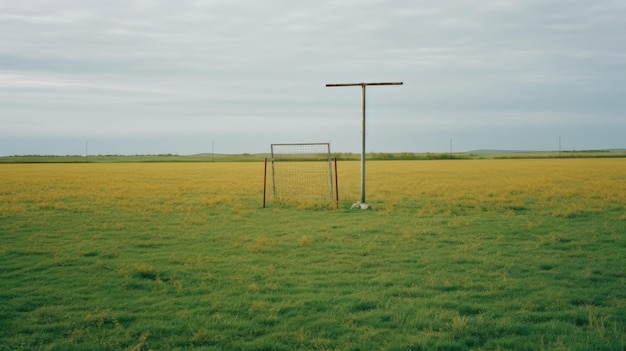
(1, 0, 625, 154)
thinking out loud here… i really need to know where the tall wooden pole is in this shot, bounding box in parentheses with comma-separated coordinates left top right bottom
(360, 84, 366, 204)
(326, 82, 403, 208)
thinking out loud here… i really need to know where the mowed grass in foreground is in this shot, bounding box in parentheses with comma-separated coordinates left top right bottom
(1, 160, 625, 350)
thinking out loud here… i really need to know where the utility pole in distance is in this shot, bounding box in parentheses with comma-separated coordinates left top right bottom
(326, 81, 403, 209)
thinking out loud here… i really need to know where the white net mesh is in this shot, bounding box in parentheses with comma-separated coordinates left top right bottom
(271, 143, 334, 202)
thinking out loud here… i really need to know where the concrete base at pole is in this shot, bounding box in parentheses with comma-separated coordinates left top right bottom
(350, 202, 370, 210)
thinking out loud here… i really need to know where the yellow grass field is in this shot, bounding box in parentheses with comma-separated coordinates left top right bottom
(1, 158, 625, 350)
(1, 159, 626, 217)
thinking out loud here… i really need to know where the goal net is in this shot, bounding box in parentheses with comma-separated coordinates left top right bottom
(269, 143, 335, 203)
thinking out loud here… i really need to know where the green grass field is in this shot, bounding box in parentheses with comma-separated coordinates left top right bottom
(1, 160, 625, 350)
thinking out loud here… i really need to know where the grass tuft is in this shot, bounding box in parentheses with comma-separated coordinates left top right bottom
(135, 263, 159, 280)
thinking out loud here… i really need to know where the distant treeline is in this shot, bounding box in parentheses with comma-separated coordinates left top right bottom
(2, 150, 625, 163)
(332, 152, 472, 160)
(4, 154, 180, 158)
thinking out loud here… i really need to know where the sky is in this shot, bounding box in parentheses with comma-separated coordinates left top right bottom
(1, 0, 625, 155)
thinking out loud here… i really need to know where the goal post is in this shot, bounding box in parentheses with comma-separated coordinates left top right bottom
(264, 143, 338, 207)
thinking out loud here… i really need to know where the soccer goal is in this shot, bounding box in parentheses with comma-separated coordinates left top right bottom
(263, 143, 338, 207)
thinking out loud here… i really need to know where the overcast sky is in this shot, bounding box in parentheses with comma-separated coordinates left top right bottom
(1, 0, 625, 155)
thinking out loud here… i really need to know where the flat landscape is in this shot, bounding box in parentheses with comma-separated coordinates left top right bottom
(1, 159, 625, 350)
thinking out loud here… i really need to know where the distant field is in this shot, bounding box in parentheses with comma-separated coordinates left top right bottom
(0, 154, 267, 163)
(1, 159, 625, 350)
(1, 149, 626, 163)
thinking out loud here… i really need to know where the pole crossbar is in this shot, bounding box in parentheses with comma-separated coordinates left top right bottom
(325, 81, 403, 208)
(326, 82, 403, 87)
